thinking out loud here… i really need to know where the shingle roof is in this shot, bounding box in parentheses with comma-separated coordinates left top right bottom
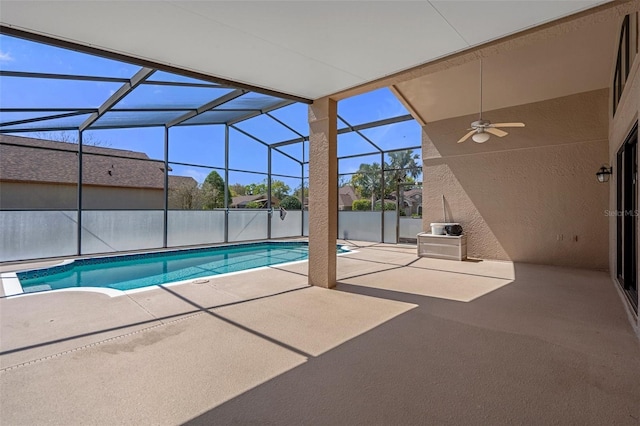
(403, 188, 422, 198)
(339, 193, 354, 207)
(232, 194, 266, 206)
(0, 135, 194, 189)
(230, 193, 283, 208)
(168, 175, 198, 189)
(338, 185, 357, 207)
(389, 188, 422, 199)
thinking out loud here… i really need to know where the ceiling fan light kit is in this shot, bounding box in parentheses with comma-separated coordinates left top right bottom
(471, 132, 490, 143)
(457, 59, 525, 144)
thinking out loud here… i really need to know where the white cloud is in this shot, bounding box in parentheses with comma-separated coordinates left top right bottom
(0, 50, 14, 62)
(182, 168, 208, 183)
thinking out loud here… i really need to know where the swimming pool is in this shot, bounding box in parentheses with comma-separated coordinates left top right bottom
(6, 242, 349, 295)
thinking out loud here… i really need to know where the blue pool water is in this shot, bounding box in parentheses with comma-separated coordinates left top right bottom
(18, 242, 348, 294)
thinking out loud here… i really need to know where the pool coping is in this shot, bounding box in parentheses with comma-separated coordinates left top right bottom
(1, 242, 356, 298)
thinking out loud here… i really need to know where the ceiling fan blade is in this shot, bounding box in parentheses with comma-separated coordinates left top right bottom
(490, 122, 525, 128)
(457, 130, 476, 143)
(486, 127, 508, 137)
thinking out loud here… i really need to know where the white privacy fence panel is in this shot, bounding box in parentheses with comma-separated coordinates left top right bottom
(338, 211, 382, 242)
(399, 217, 423, 240)
(167, 210, 225, 247)
(271, 210, 303, 238)
(0, 211, 78, 262)
(384, 211, 397, 243)
(228, 210, 268, 242)
(1, 208, 419, 263)
(81, 210, 164, 254)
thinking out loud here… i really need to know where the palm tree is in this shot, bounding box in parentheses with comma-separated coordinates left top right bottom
(385, 150, 420, 180)
(384, 150, 421, 197)
(351, 162, 383, 211)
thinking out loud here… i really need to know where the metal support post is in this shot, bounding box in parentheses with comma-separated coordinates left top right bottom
(380, 152, 385, 243)
(77, 130, 83, 255)
(224, 125, 229, 243)
(267, 146, 272, 239)
(163, 127, 169, 248)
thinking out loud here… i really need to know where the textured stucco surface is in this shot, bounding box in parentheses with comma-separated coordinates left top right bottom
(422, 90, 610, 269)
(608, 26, 639, 330)
(308, 98, 338, 288)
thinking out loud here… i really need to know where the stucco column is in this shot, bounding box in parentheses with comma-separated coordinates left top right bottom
(308, 97, 338, 288)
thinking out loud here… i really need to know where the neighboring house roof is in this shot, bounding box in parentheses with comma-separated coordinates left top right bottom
(168, 175, 198, 189)
(232, 194, 265, 206)
(231, 194, 281, 208)
(339, 193, 353, 208)
(0, 134, 195, 190)
(404, 188, 422, 199)
(383, 198, 414, 207)
(388, 188, 422, 200)
(338, 185, 357, 208)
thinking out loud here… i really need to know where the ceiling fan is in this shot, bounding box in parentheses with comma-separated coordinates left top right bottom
(458, 59, 525, 144)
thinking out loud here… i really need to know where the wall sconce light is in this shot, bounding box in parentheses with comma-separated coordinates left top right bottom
(596, 165, 612, 183)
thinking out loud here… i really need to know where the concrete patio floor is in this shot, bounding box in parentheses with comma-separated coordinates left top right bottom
(1, 241, 638, 425)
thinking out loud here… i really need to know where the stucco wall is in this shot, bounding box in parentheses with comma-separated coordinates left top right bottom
(82, 186, 163, 209)
(308, 97, 338, 288)
(608, 29, 639, 328)
(0, 182, 164, 209)
(422, 89, 609, 269)
(0, 182, 77, 209)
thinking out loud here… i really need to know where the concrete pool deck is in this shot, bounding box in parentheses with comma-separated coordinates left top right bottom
(1, 241, 639, 425)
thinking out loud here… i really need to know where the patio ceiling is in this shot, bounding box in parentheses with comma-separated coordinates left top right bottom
(0, 1, 609, 101)
(394, 15, 619, 123)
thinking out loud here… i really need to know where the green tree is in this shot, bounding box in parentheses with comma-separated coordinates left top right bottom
(352, 199, 372, 211)
(351, 162, 383, 210)
(293, 184, 308, 199)
(244, 182, 267, 196)
(168, 181, 203, 210)
(245, 200, 262, 209)
(384, 150, 421, 190)
(229, 183, 246, 197)
(374, 200, 396, 211)
(202, 170, 231, 209)
(245, 179, 290, 200)
(270, 180, 291, 200)
(280, 195, 302, 210)
(349, 151, 421, 211)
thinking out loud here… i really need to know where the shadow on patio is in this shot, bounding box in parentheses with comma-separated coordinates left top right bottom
(187, 246, 640, 425)
(1, 242, 638, 425)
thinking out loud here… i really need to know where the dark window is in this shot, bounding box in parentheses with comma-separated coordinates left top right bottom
(613, 13, 639, 116)
(616, 122, 638, 313)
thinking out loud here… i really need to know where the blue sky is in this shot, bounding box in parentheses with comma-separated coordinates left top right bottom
(0, 34, 421, 188)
